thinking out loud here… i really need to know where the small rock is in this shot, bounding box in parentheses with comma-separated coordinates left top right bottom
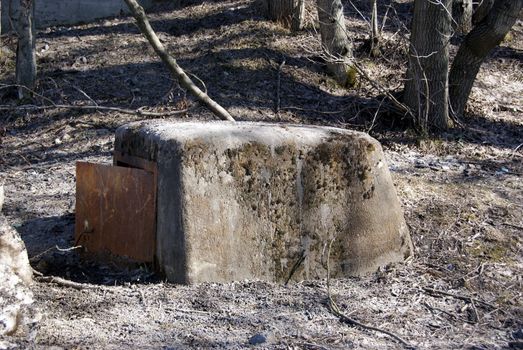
(248, 333, 266, 345)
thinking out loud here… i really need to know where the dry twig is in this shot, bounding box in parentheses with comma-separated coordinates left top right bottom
(285, 250, 305, 285)
(351, 61, 414, 120)
(325, 238, 415, 349)
(422, 301, 476, 325)
(501, 222, 523, 230)
(30, 244, 82, 262)
(422, 287, 497, 310)
(32, 269, 109, 291)
(36, 276, 106, 290)
(0, 83, 191, 116)
(0, 103, 191, 117)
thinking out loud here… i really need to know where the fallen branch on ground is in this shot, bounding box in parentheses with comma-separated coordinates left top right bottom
(37, 275, 102, 290)
(0, 83, 192, 117)
(0, 103, 191, 117)
(30, 245, 82, 262)
(502, 222, 523, 230)
(32, 269, 109, 290)
(422, 287, 497, 310)
(422, 301, 476, 325)
(123, 0, 235, 122)
(325, 239, 415, 349)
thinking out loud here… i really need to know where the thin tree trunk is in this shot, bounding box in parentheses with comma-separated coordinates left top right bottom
(123, 0, 235, 122)
(11, 0, 36, 99)
(266, 0, 305, 31)
(449, 0, 523, 118)
(316, 0, 353, 86)
(403, 0, 453, 131)
(370, 0, 380, 56)
(453, 0, 473, 34)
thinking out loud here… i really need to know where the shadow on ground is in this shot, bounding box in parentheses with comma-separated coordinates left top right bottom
(17, 214, 160, 285)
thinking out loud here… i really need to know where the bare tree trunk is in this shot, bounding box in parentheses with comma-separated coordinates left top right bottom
(11, 0, 36, 99)
(266, 0, 305, 31)
(453, 0, 473, 34)
(123, 0, 235, 122)
(472, 0, 494, 25)
(403, 0, 453, 131)
(449, 0, 522, 118)
(316, 0, 353, 86)
(370, 0, 380, 56)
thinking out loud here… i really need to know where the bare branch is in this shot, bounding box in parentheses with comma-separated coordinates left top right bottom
(123, 0, 235, 122)
(0, 103, 191, 117)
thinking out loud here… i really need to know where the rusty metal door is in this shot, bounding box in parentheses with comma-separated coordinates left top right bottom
(75, 161, 156, 262)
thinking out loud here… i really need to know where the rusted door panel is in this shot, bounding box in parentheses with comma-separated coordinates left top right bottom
(75, 161, 156, 262)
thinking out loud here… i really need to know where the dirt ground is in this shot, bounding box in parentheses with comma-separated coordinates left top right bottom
(0, 0, 522, 348)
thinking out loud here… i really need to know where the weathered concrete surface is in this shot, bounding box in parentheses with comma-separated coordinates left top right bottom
(1, 0, 157, 30)
(115, 121, 413, 284)
(0, 191, 38, 339)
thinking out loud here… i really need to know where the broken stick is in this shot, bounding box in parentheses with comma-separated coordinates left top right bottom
(123, 0, 235, 122)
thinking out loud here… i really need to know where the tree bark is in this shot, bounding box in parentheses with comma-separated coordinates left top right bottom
(123, 0, 235, 122)
(472, 0, 494, 25)
(370, 0, 380, 56)
(403, 0, 453, 131)
(449, 0, 523, 118)
(453, 0, 473, 34)
(266, 0, 305, 31)
(316, 0, 353, 86)
(11, 0, 37, 99)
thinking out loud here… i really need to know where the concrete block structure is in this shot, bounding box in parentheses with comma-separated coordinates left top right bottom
(115, 121, 413, 284)
(1, 0, 157, 30)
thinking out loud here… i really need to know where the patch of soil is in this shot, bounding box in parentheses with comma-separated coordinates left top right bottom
(1, 0, 522, 348)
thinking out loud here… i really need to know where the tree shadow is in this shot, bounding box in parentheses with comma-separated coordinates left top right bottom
(17, 213, 160, 285)
(488, 45, 523, 62)
(1, 0, 519, 167)
(38, 0, 260, 40)
(452, 113, 523, 151)
(1, 137, 113, 168)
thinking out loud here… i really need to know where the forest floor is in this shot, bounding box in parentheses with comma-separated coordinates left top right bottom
(0, 0, 522, 348)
